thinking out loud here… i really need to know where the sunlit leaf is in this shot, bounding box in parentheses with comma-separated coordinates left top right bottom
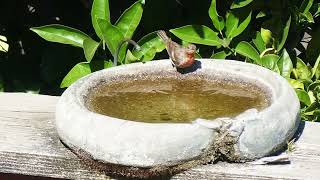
(0, 35, 9, 52)
(300, 0, 314, 15)
(60, 62, 91, 88)
(115, 1, 143, 39)
(288, 78, 305, 90)
(256, 11, 267, 19)
(125, 49, 139, 63)
(304, 11, 315, 23)
(30, 25, 89, 48)
(235, 41, 260, 63)
(225, 12, 239, 39)
(295, 57, 312, 79)
(278, 49, 293, 78)
(253, 31, 266, 53)
(231, 0, 253, 9)
(91, 0, 110, 40)
(260, 54, 280, 71)
(170, 25, 222, 46)
(83, 38, 100, 62)
(312, 54, 320, 79)
(232, 12, 252, 38)
(209, 0, 224, 31)
(313, 54, 320, 79)
(103, 60, 113, 69)
(277, 16, 291, 51)
(210, 50, 230, 59)
(97, 18, 124, 56)
(260, 28, 273, 46)
(308, 91, 317, 104)
(295, 89, 311, 106)
(133, 32, 166, 61)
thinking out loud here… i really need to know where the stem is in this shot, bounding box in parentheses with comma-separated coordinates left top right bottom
(260, 48, 274, 58)
(219, 30, 224, 39)
(114, 39, 141, 67)
(226, 46, 234, 54)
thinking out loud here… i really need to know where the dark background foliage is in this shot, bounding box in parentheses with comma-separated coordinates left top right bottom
(1, 0, 319, 95)
(0, 0, 215, 95)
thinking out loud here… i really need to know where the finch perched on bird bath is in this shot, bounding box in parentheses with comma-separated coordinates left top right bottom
(157, 30, 196, 68)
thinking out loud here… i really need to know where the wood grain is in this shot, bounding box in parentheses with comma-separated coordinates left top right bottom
(0, 93, 319, 179)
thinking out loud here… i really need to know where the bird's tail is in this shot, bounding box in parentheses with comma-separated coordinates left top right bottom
(157, 30, 169, 42)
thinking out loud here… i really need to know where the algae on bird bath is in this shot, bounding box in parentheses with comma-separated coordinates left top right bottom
(86, 78, 269, 123)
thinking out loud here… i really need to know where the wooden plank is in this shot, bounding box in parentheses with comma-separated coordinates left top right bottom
(0, 93, 111, 179)
(0, 93, 319, 179)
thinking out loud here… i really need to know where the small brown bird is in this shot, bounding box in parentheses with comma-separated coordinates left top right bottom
(157, 30, 197, 68)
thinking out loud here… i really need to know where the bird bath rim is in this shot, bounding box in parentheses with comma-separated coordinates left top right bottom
(55, 59, 300, 169)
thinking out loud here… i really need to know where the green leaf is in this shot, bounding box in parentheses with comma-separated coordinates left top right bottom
(260, 28, 273, 46)
(277, 16, 291, 51)
(60, 62, 91, 88)
(307, 80, 320, 91)
(277, 49, 293, 78)
(235, 41, 260, 63)
(309, 91, 317, 104)
(295, 57, 312, 79)
(91, 0, 110, 40)
(90, 60, 113, 71)
(315, 3, 320, 17)
(30, 25, 89, 48)
(211, 50, 230, 59)
(133, 32, 166, 61)
(225, 12, 239, 39)
(300, 0, 314, 15)
(83, 38, 100, 62)
(115, 1, 143, 39)
(288, 79, 305, 90)
(103, 60, 113, 68)
(231, 0, 253, 9)
(312, 54, 320, 79)
(304, 102, 320, 114)
(256, 11, 267, 19)
(0, 35, 9, 52)
(253, 31, 266, 53)
(304, 11, 315, 23)
(295, 89, 311, 106)
(195, 52, 202, 59)
(209, 0, 225, 31)
(232, 12, 252, 38)
(97, 18, 124, 56)
(260, 54, 280, 71)
(170, 25, 222, 46)
(125, 49, 139, 63)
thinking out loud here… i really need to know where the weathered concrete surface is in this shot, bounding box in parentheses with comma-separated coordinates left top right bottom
(55, 59, 300, 169)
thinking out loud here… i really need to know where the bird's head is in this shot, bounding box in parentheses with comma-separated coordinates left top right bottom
(186, 44, 196, 54)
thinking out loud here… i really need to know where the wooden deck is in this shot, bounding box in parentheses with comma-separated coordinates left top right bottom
(0, 93, 319, 179)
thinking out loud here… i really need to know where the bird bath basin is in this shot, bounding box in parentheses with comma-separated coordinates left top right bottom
(55, 59, 300, 177)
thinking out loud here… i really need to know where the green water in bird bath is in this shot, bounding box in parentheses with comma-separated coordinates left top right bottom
(86, 78, 269, 123)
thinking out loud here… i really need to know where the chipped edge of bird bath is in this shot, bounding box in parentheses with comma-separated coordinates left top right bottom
(55, 59, 300, 178)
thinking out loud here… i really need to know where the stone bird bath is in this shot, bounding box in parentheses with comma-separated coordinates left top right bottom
(55, 59, 300, 177)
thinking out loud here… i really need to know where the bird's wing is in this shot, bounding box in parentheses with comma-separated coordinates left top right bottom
(167, 41, 178, 64)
